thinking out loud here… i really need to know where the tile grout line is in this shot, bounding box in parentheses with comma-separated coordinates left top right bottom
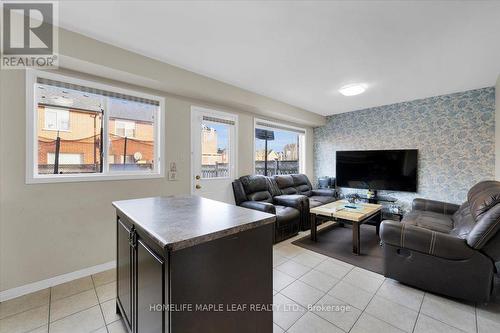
(283, 263, 357, 332)
(375, 292, 421, 314)
(0, 278, 99, 323)
(411, 291, 425, 333)
(347, 273, 386, 333)
(276, 291, 311, 332)
(47, 301, 101, 327)
(274, 321, 287, 333)
(307, 266, 368, 332)
(474, 302, 478, 333)
(91, 274, 110, 333)
(418, 294, 477, 333)
(44, 284, 105, 325)
(0, 289, 54, 322)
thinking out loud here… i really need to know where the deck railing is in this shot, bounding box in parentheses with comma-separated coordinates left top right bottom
(254, 160, 299, 176)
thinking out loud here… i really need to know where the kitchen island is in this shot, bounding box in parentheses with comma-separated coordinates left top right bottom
(112, 195, 276, 333)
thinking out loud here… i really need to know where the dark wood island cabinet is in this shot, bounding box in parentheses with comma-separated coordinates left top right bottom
(112, 195, 276, 333)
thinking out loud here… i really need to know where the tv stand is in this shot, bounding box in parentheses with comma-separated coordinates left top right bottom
(356, 194, 397, 204)
(356, 194, 402, 222)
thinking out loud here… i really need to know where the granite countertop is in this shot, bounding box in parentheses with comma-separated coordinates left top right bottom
(112, 195, 276, 251)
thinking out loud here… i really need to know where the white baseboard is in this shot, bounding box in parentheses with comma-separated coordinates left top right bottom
(0, 261, 116, 302)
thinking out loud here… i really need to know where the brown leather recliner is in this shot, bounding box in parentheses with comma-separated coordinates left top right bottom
(232, 175, 307, 243)
(380, 180, 500, 302)
(273, 174, 337, 230)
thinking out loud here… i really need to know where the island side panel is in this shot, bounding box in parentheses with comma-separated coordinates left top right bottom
(116, 211, 168, 333)
(169, 223, 273, 333)
(116, 215, 134, 332)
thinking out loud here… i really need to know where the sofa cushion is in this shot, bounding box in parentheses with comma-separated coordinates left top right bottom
(467, 181, 500, 248)
(450, 202, 475, 239)
(381, 220, 475, 260)
(309, 195, 336, 208)
(275, 205, 300, 227)
(240, 175, 273, 203)
(274, 175, 298, 195)
(291, 174, 313, 197)
(468, 180, 500, 222)
(402, 210, 454, 233)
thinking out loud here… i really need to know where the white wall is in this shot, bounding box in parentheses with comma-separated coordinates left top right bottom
(496, 74, 500, 179)
(0, 28, 322, 292)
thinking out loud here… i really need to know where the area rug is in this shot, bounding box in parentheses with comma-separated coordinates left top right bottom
(292, 223, 384, 274)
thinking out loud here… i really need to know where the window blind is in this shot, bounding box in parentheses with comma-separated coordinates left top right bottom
(255, 121, 306, 135)
(203, 115, 236, 126)
(37, 77, 160, 106)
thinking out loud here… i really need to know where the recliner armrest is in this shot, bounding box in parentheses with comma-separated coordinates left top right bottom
(273, 195, 307, 209)
(312, 189, 336, 197)
(412, 198, 460, 215)
(380, 220, 475, 260)
(240, 201, 276, 214)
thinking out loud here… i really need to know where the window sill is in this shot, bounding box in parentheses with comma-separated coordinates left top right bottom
(26, 172, 164, 184)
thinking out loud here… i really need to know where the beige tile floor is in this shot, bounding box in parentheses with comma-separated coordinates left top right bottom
(1, 223, 499, 333)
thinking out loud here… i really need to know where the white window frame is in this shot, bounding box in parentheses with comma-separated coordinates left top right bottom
(191, 106, 238, 182)
(43, 108, 70, 131)
(253, 118, 307, 175)
(26, 69, 165, 184)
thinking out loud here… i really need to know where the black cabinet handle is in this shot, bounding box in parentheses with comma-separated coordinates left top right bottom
(129, 229, 137, 248)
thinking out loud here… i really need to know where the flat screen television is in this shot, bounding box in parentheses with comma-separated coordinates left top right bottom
(336, 149, 418, 192)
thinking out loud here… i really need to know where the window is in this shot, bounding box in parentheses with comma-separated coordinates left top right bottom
(44, 108, 70, 131)
(27, 70, 165, 183)
(200, 120, 231, 178)
(254, 119, 306, 176)
(115, 120, 136, 138)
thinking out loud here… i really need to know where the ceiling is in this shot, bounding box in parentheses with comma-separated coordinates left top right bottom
(58, 1, 500, 116)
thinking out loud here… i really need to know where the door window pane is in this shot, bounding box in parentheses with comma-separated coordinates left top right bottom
(255, 127, 301, 176)
(201, 122, 230, 178)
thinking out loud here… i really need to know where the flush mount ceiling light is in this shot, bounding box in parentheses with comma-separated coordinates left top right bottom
(339, 83, 367, 96)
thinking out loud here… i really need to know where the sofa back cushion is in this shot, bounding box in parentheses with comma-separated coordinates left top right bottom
(274, 175, 297, 195)
(466, 180, 500, 248)
(291, 174, 313, 197)
(232, 180, 247, 205)
(240, 175, 273, 203)
(451, 202, 475, 239)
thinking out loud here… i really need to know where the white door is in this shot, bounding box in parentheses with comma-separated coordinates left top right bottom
(191, 107, 238, 203)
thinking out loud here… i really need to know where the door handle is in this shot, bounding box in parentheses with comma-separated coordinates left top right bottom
(195, 175, 201, 180)
(195, 184, 202, 189)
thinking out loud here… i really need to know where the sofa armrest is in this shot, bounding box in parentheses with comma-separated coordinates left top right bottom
(312, 189, 336, 197)
(412, 198, 460, 215)
(240, 201, 276, 214)
(273, 195, 307, 210)
(380, 220, 475, 260)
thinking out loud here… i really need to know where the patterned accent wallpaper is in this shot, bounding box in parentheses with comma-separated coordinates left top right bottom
(314, 88, 495, 210)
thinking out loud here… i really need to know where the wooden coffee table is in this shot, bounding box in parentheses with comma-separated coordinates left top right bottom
(310, 200, 382, 255)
